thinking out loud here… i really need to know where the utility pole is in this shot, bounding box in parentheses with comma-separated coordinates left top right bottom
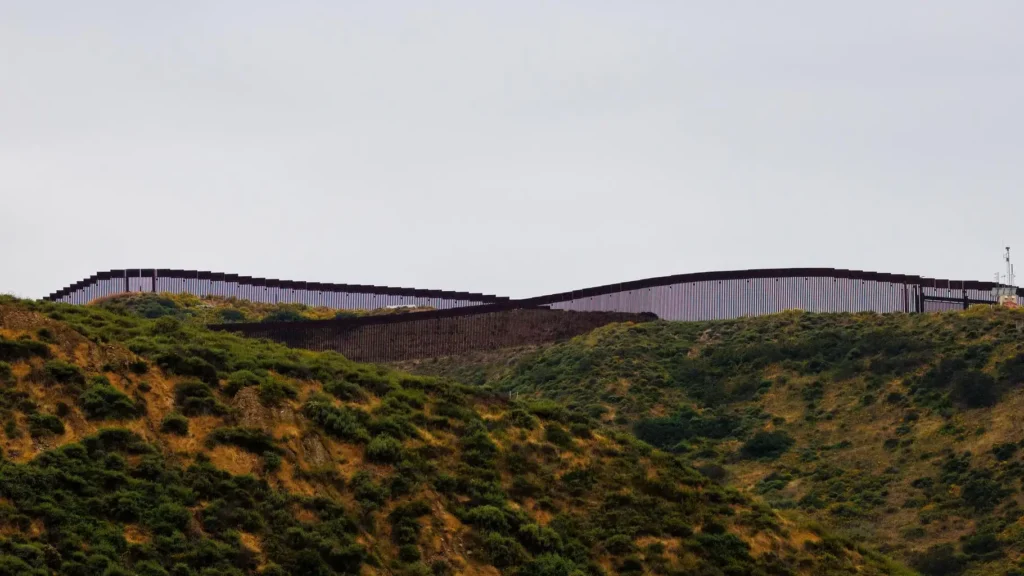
(993, 247, 1019, 308)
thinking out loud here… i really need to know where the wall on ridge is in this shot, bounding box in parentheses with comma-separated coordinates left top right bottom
(43, 268, 507, 310)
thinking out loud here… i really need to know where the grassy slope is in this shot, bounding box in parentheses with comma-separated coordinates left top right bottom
(0, 296, 903, 576)
(91, 292, 433, 325)
(407, 308, 1024, 576)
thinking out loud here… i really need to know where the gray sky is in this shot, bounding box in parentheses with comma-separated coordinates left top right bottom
(2, 2, 1022, 299)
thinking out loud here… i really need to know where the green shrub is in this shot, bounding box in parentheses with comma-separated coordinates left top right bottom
(398, 544, 421, 563)
(0, 336, 49, 361)
(258, 379, 298, 406)
(483, 532, 528, 568)
(261, 309, 306, 323)
(603, 534, 636, 556)
(27, 413, 64, 437)
(351, 470, 388, 506)
(206, 427, 279, 454)
(219, 308, 246, 323)
(224, 370, 263, 396)
(152, 316, 182, 334)
(80, 378, 141, 420)
(634, 407, 743, 450)
(527, 400, 567, 422)
(951, 371, 999, 408)
(160, 413, 189, 435)
(740, 431, 795, 460)
(263, 451, 282, 472)
(324, 380, 366, 402)
(465, 505, 510, 533)
(517, 554, 578, 576)
(3, 419, 19, 439)
(366, 435, 404, 464)
(544, 425, 574, 449)
(430, 559, 454, 576)
(0, 362, 11, 384)
(156, 351, 218, 385)
(518, 523, 563, 554)
(911, 543, 966, 576)
(304, 398, 370, 443)
(43, 360, 85, 389)
(388, 500, 431, 546)
(173, 381, 227, 416)
(506, 409, 538, 429)
(992, 442, 1017, 462)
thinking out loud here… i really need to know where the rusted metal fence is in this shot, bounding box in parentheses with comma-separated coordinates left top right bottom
(216, 306, 657, 362)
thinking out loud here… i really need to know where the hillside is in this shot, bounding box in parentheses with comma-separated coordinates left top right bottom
(91, 292, 433, 324)
(406, 308, 1024, 576)
(0, 295, 906, 576)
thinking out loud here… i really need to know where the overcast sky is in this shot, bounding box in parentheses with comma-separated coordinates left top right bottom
(2, 2, 1022, 299)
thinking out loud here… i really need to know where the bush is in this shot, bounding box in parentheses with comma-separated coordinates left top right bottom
(389, 500, 431, 546)
(27, 413, 64, 437)
(0, 336, 49, 362)
(634, 408, 743, 450)
(324, 380, 366, 402)
(43, 360, 85, 389)
(483, 532, 528, 568)
(218, 308, 246, 323)
(262, 310, 305, 323)
(603, 534, 636, 556)
(911, 543, 966, 576)
(366, 435, 404, 464)
(263, 451, 282, 472)
(506, 409, 538, 430)
(465, 506, 510, 533)
(304, 398, 370, 443)
(160, 413, 189, 435)
(173, 381, 226, 416)
(0, 362, 11, 384)
(992, 442, 1017, 462)
(224, 370, 263, 397)
(156, 351, 218, 385)
(258, 379, 298, 406)
(398, 544, 421, 563)
(951, 371, 999, 408)
(544, 425, 574, 449)
(518, 523, 563, 554)
(351, 471, 388, 506)
(206, 427, 279, 454)
(80, 378, 141, 420)
(517, 554, 579, 576)
(527, 400, 567, 422)
(961, 530, 1002, 559)
(740, 431, 795, 460)
(152, 317, 182, 334)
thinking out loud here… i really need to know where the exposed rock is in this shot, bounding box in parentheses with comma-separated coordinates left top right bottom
(301, 434, 331, 467)
(233, 387, 269, 431)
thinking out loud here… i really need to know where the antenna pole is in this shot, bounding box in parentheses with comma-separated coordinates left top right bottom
(1007, 247, 1015, 287)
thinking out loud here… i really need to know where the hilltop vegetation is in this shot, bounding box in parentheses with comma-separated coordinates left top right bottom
(91, 292, 432, 324)
(409, 308, 1024, 576)
(0, 295, 905, 576)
